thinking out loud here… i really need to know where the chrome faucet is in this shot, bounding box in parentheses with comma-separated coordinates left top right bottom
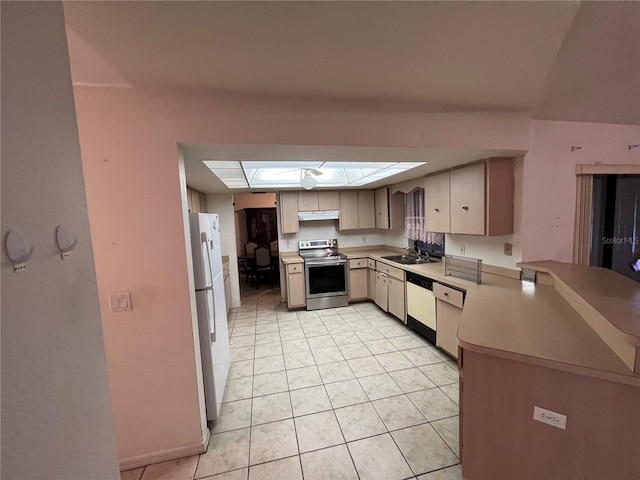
(414, 245, 421, 257)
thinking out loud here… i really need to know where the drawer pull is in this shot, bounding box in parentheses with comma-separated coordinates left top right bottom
(462, 205, 469, 211)
(434, 208, 440, 212)
(444, 292, 449, 296)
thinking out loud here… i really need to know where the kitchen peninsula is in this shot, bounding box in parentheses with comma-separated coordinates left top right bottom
(281, 248, 640, 479)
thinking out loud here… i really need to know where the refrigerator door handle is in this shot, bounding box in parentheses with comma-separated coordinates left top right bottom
(202, 234, 216, 342)
(209, 284, 217, 343)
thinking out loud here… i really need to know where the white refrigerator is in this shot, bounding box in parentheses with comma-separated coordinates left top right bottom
(189, 213, 230, 421)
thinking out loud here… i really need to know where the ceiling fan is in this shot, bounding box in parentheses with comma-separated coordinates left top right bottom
(300, 168, 323, 190)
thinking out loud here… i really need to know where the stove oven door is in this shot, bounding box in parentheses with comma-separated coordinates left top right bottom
(304, 259, 348, 298)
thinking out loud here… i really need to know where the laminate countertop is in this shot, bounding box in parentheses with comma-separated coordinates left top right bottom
(280, 248, 640, 384)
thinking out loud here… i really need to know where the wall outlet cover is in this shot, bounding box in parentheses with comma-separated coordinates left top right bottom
(533, 406, 567, 430)
(504, 243, 513, 256)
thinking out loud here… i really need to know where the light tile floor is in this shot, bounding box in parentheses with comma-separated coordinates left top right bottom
(122, 285, 463, 480)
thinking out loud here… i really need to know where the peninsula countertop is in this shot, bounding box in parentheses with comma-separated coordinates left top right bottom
(280, 248, 640, 384)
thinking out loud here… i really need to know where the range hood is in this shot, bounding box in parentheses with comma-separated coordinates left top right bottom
(298, 210, 340, 221)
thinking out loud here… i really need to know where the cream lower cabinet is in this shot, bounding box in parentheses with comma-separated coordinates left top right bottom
(285, 262, 305, 308)
(348, 258, 368, 301)
(387, 276, 406, 321)
(433, 283, 464, 359)
(374, 272, 388, 311)
(367, 259, 376, 301)
(375, 263, 405, 321)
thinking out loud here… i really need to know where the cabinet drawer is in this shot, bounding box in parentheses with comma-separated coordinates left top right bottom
(287, 263, 304, 274)
(349, 258, 367, 269)
(367, 258, 376, 269)
(377, 263, 404, 281)
(433, 283, 464, 309)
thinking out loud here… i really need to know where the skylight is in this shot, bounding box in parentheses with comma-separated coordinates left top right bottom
(203, 161, 426, 189)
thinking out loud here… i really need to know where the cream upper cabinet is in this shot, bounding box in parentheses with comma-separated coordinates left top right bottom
(374, 187, 405, 230)
(338, 191, 359, 230)
(450, 163, 485, 235)
(450, 158, 514, 236)
(424, 172, 451, 233)
(357, 190, 375, 229)
(375, 187, 390, 229)
(298, 191, 318, 211)
(279, 192, 299, 234)
(339, 190, 375, 230)
(318, 191, 339, 210)
(298, 191, 339, 211)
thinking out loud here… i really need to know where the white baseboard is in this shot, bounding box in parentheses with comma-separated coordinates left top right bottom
(119, 428, 210, 471)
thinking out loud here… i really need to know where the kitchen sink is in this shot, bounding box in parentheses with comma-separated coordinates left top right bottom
(381, 255, 438, 265)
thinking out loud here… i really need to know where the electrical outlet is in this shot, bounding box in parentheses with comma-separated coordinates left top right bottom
(533, 406, 567, 430)
(504, 243, 513, 256)
(459, 245, 465, 255)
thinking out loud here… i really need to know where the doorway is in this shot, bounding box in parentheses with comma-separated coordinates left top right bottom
(589, 174, 640, 282)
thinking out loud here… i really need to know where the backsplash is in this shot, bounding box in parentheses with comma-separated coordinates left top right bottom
(278, 220, 407, 252)
(445, 233, 522, 270)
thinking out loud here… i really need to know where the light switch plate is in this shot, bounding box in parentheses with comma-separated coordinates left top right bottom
(109, 293, 132, 313)
(504, 243, 513, 256)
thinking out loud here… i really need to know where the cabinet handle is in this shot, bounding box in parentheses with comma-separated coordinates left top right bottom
(444, 292, 449, 296)
(462, 205, 469, 210)
(434, 208, 440, 212)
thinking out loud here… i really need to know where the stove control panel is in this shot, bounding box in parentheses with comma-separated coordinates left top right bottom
(299, 239, 338, 250)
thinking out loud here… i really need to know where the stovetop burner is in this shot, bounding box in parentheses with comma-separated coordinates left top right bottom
(298, 239, 346, 261)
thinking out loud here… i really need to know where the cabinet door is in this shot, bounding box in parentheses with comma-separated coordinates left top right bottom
(298, 191, 319, 211)
(349, 268, 368, 301)
(374, 272, 388, 311)
(338, 191, 359, 230)
(368, 268, 376, 300)
(450, 163, 485, 235)
(357, 190, 375, 229)
(425, 172, 451, 233)
(375, 187, 390, 229)
(436, 299, 460, 359)
(199, 193, 208, 213)
(388, 278, 405, 322)
(389, 192, 405, 230)
(286, 271, 306, 308)
(318, 191, 339, 210)
(279, 192, 299, 234)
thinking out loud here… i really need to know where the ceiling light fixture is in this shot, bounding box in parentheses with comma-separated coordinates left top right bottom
(301, 169, 318, 190)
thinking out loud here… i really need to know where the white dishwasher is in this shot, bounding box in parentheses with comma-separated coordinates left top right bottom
(405, 272, 436, 344)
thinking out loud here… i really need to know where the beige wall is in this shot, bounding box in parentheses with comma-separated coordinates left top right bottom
(521, 120, 640, 262)
(233, 192, 277, 211)
(74, 82, 637, 463)
(1, 2, 119, 478)
(73, 84, 530, 463)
